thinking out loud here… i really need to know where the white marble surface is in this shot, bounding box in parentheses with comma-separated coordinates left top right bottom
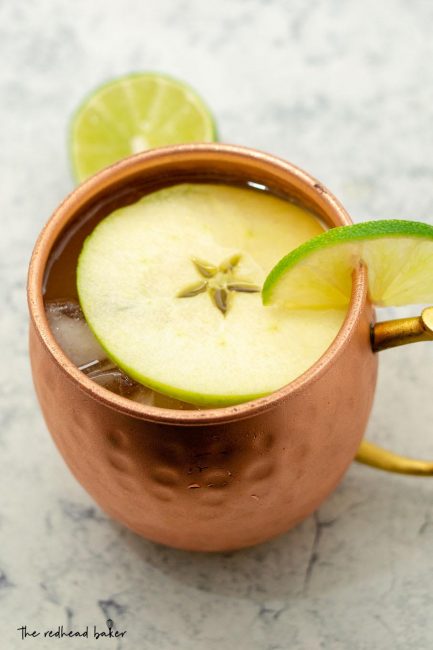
(2, 1, 433, 648)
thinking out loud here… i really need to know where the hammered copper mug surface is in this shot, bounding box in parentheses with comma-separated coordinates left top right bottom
(28, 144, 377, 551)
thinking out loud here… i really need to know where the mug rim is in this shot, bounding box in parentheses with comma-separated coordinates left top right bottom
(27, 143, 368, 425)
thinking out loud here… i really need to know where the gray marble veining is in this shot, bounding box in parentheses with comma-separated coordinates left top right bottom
(2, 0, 433, 648)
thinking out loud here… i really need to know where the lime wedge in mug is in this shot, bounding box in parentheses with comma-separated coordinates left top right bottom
(262, 220, 433, 308)
(70, 72, 217, 182)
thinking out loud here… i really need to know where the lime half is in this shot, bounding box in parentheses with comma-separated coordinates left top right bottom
(262, 220, 433, 309)
(70, 72, 217, 182)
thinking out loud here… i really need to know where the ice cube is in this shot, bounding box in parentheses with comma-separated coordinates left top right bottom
(45, 300, 106, 367)
(87, 366, 138, 397)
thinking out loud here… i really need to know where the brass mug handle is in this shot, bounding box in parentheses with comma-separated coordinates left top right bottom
(356, 306, 433, 475)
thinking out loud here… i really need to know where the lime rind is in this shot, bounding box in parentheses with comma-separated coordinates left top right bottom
(70, 71, 218, 183)
(262, 219, 433, 308)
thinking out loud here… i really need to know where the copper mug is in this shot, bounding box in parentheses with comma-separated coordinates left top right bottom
(28, 144, 433, 552)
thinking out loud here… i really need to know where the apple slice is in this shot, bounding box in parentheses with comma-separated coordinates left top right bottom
(77, 183, 345, 406)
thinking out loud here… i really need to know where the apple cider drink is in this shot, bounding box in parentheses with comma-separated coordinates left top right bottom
(43, 183, 346, 409)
